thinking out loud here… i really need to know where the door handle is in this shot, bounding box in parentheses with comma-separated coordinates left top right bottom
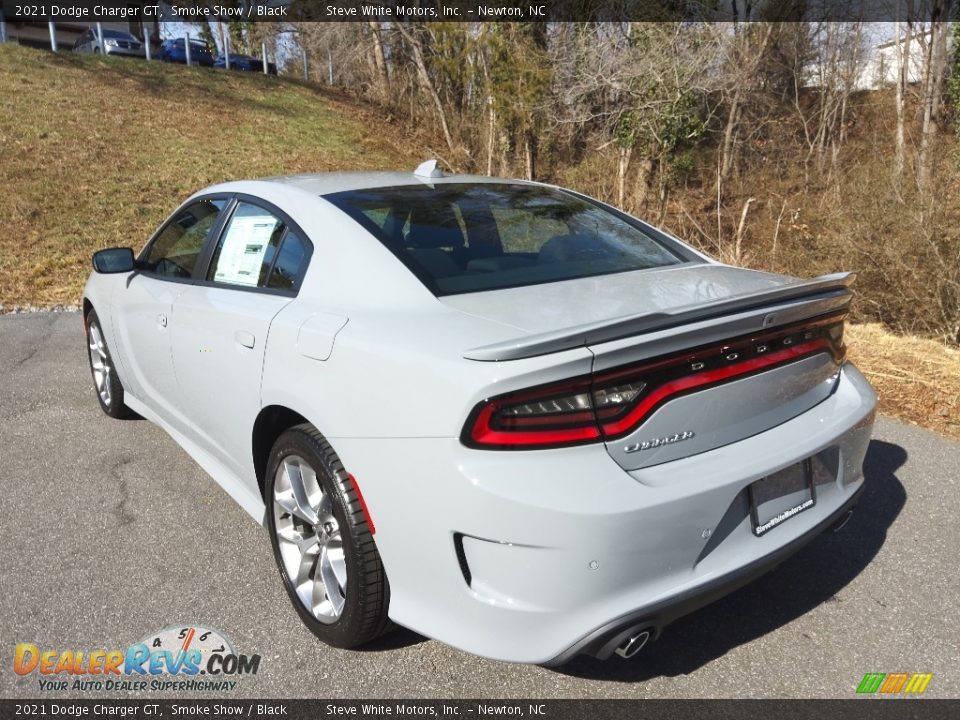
(234, 330, 255, 349)
(157, 314, 167, 328)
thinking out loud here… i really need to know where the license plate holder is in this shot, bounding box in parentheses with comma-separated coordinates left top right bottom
(749, 459, 815, 536)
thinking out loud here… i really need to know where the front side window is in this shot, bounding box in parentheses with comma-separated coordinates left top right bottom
(325, 183, 689, 295)
(143, 198, 226, 279)
(206, 201, 309, 292)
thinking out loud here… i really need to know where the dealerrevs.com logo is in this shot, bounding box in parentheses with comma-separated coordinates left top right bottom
(14, 625, 260, 692)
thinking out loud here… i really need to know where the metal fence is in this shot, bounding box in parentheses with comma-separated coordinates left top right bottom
(0, 19, 282, 78)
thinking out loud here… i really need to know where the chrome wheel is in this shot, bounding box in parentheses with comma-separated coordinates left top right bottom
(88, 321, 112, 407)
(272, 455, 347, 624)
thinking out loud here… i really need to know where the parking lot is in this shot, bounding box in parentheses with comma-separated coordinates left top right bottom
(1, 311, 958, 698)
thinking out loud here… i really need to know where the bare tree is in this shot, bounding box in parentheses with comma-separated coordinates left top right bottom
(556, 23, 722, 211)
(917, 7, 953, 191)
(393, 22, 458, 157)
(893, 16, 914, 186)
(366, 21, 391, 99)
(790, 22, 866, 185)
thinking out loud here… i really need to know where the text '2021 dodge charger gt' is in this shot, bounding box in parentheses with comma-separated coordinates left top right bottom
(82, 161, 877, 664)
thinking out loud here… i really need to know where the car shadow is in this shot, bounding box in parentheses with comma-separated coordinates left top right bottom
(355, 625, 428, 653)
(551, 439, 907, 681)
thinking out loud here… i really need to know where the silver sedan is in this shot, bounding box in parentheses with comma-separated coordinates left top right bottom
(82, 162, 877, 664)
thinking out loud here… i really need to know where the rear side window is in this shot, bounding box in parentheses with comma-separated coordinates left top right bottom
(206, 201, 309, 292)
(266, 231, 308, 291)
(143, 198, 227, 279)
(325, 183, 687, 296)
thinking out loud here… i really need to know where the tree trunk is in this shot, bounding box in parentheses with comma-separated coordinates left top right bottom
(478, 37, 496, 177)
(634, 157, 655, 210)
(718, 86, 741, 188)
(918, 12, 949, 192)
(929, 11, 950, 121)
(486, 97, 496, 177)
(367, 21, 389, 99)
(498, 128, 511, 176)
(524, 132, 536, 181)
(617, 145, 633, 208)
(893, 20, 911, 186)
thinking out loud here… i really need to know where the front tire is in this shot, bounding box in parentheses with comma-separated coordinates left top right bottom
(85, 310, 131, 419)
(265, 425, 390, 648)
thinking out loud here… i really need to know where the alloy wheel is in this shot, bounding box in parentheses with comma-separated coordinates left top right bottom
(272, 455, 347, 624)
(88, 321, 112, 407)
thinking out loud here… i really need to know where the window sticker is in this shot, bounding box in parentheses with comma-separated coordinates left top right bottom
(214, 214, 280, 287)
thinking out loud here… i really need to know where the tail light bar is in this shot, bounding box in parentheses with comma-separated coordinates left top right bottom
(462, 313, 846, 450)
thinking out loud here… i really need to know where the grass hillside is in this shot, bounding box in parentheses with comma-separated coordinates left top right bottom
(1, 44, 957, 441)
(0, 44, 422, 307)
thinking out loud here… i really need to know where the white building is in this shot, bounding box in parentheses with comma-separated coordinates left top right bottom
(854, 31, 935, 90)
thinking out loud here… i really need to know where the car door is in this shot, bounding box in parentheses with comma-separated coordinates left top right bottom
(111, 197, 228, 431)
(169, 198, 312, 483)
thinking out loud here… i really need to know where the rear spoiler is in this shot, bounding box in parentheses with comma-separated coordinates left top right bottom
(463, 272, 856, 362)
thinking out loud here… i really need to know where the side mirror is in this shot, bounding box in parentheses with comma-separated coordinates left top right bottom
(92, 247, 136, 274)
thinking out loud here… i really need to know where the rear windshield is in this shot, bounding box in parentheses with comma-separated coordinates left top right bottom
(324, 183, 689, 296)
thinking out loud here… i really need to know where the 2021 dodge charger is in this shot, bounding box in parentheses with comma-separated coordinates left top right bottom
(82, 161, 877, 664)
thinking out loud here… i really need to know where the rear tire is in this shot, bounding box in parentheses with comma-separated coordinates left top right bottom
(265, 424, 390, 648)
(85, 310, 131, 419)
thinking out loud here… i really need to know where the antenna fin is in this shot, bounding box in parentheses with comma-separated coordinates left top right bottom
(414, 159, 445, 179)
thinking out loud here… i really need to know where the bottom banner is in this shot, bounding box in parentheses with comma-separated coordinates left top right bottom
(2, 699, 957, 720)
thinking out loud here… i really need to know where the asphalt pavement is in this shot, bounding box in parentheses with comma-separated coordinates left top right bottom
(1, 311, 957, 698)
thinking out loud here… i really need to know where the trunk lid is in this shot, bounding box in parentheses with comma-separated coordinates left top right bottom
(451, 265, 851, 469)
(441, 264, 793, 336)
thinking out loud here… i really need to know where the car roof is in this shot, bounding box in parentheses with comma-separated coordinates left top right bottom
(216, 171, 540, 197)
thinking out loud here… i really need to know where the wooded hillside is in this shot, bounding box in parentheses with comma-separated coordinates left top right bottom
(274, 19, 959, 344)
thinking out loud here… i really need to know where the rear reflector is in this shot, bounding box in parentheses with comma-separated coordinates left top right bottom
(462, 313, 846, 450)
(347, 473, 376, 534)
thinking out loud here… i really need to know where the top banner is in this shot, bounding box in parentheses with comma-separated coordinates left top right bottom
(1, 0, 956, 23)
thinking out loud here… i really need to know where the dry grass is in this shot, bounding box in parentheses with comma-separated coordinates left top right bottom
(0, 44, 423, 307)
(847, 323, 960, 441)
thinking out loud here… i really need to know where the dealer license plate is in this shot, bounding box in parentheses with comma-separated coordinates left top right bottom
(749, 460, 815, 536)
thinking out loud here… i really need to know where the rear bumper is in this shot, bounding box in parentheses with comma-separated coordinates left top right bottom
(332, 362, 877, 664)
(544, 480, 864, 664)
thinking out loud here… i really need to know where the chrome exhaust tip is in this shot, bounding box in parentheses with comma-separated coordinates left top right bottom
(614, 629, 650, 659)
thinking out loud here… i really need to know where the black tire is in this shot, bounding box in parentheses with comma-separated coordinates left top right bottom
(265, 424, 390, 648)
(85, 309, 131, 419)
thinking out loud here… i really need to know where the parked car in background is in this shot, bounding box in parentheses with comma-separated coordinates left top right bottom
(82, 161, 876, 664)
(214, 53, 278, 75)
(214, 53, 262, 72)
(157, 38, 215, 67)
(72, 28, 145, 58)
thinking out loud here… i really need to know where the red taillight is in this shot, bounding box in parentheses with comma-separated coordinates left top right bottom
(466, 378, 602, 448)
(462, 314, 846, 450)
